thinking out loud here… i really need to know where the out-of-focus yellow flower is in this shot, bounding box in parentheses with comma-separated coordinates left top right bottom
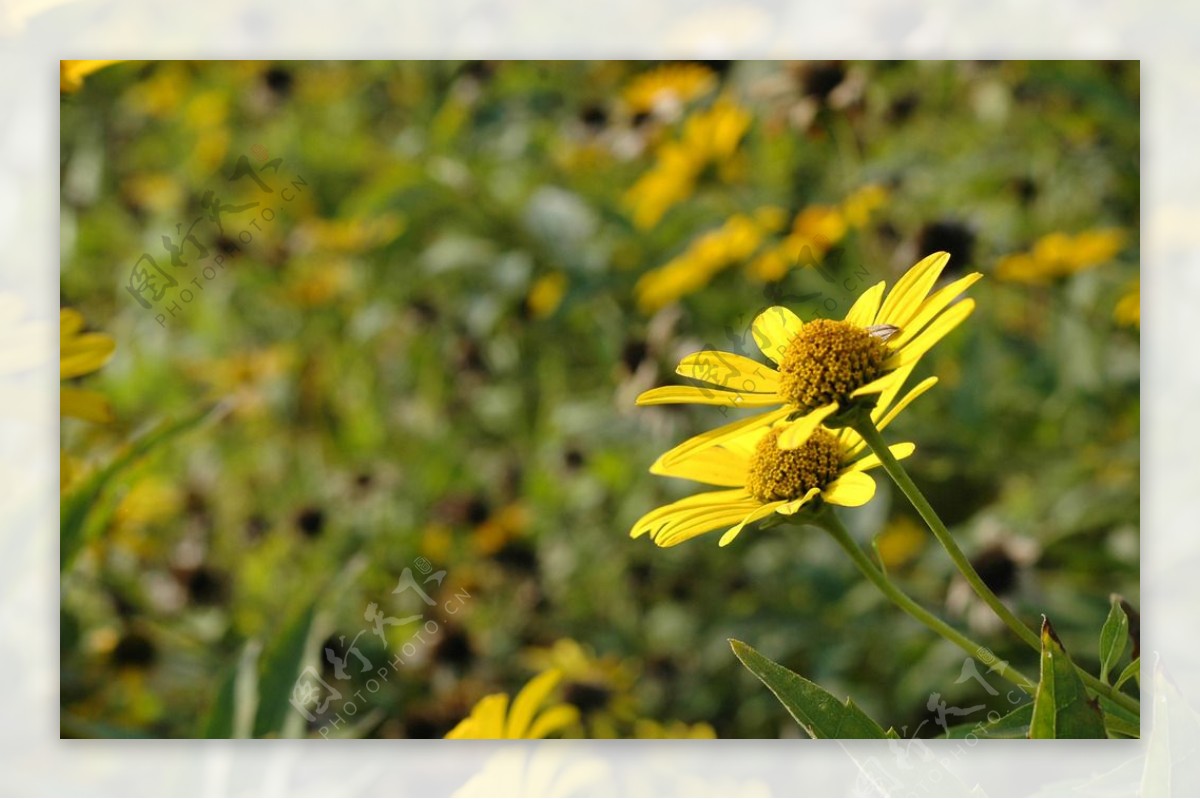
(746, 187, 884, 282)
(632, 719, 718, 738)
(624, 97, 752, 229)
(874, 515, 926, 570)
(623, 63, 716, 117)
(636, 208, 784, 312)
(293, 213, 406, 255)
(61, 308, 115, 424)
(60, 60, 123, 93)
(474, 501, 530, 555)
(521, 639, 635, 694)
(526, 273, 568, 319)
(121, 173, 185, 215)
(840, 184, 889, 228)
(286, 259, 355, 307)
(995, 229, 1125, 284)
(1114, 279, 1140, 328)
(114, 476, 184, 531)
(126, 63, 188, 119)
(183, 346, 293, 416)
(445, 669, 580, 739)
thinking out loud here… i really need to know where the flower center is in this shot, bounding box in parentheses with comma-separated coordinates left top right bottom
(746, 427, 843, 503)
(777, 319, 890, 410)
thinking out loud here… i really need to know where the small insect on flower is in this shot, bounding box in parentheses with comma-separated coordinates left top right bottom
(866, 323, 901, 342)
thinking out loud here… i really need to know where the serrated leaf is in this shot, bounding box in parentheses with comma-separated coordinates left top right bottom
(944, 703, 1033, 739)
(61, 402, 225, 571)
(1030, 618, 1107, 738)
(1114, 657, 1140, 690)
(1099, 595, 1129, 683)
(730, 639, 887, 739)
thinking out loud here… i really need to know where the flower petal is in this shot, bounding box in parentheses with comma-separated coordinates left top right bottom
(775, 486, 822, 515)
(776, 403, 839, 450)
(525, 703, 580, 740)
(889, 272, 982, 348)
(655, 407, 792, 468)
(506, 669, 562, 739)
(445, 693, 508, 739)
(630, 489, 753, 538)
(718, 502, 784, 547)
(877, 252, 950, 330)
(650, 447, 749, 487)
(886, 298, 975, 369)
(846, 442, 916, 472)
(875, 376, 938, 433)
(635, 385, 781, 408)
(849, 369, 903, 399)
(752, 306, 803, 365)
(675, 351, 781, 394)
(60, 332, 115, 379)
(844, 281, 886, 327)
(654, 502, 763, 547)
(822, 471, 877, 507)
(60, 387, 113, 423)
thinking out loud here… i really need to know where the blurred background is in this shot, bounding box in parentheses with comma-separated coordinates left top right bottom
(58, 60, 1139, 739)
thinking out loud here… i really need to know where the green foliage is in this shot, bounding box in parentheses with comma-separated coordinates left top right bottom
(59, 60, 1139, 739)
(730, 640, 889, 739)
(1099, 594, 1130, 683)
(1030, 619, 1107, 739)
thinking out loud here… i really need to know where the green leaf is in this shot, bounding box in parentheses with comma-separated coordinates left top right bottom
(730, 639, 887, 739)
(1098, 694, 1140, 738)
(944, 703, 1033, 739)
(253, 602, 325, 738)
(61, 402, 226, 571)
(1098, 595, 1129, 683)
(200, 640, 261, 738)
(1114, 657, 1140, 690)
(1030, 618, 1107, 739)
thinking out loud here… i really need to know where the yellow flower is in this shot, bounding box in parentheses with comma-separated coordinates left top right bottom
(874, 514, 927, 570)
(635, 208, 784, 313)
(840, 184, 889, 228)
(445, 669, 580, 739)
(60, 60, 123, 93)
(60, 308, 115, 423)
(632, 719, 718, 738)
(623, 63, 717, 116)
(995, 229, 1125, 284)
(637, 252, 979, 456)
(1114, 279, 1139, 328)
(624, 97, 752, 229)
(631, 381, 932, 548)
(526, 272, 568, 319)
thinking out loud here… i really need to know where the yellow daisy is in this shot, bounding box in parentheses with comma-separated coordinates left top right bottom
(631, 378, 934, 548)
(445, 669, 580, 740)
(637, 252, 979, 458)
(61, 307, 115, 423)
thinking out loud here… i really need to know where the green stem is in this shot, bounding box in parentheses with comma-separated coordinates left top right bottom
(851, 414, 1140, 715)
(815, 510, 1035, 693)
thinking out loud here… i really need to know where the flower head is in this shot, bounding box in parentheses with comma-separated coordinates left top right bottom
(637, 252, 978, 457)
(1114, 279, 1139, 328)
(445, 669, 580, 739)
(631, 379, 934, 548)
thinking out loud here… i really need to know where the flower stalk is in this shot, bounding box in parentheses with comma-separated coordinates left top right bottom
(849, 413, 1140, 715)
